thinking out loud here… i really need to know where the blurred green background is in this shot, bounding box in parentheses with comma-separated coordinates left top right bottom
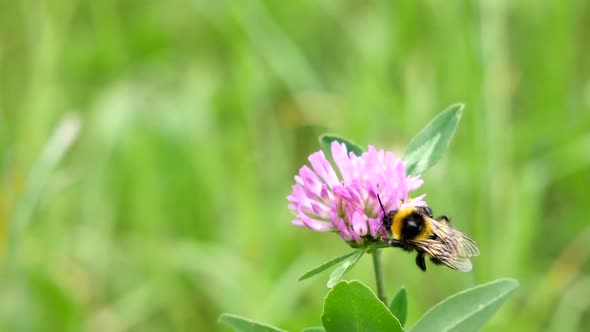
(1, 0, 590, 331)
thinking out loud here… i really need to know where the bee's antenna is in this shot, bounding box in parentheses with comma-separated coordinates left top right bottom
(377, 194, 386, 215)
(376, 194, 386, 236)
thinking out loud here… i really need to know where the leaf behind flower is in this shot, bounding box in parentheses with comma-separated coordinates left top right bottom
(319, 134, 364, 157)
(404, 104, 463, 175)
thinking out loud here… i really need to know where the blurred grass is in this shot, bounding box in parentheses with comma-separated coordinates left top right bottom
(1, 0, 590, 331)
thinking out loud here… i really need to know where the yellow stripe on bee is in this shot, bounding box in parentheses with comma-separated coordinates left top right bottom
(414, 216, 433, 241)
(391, 207, 415, 240)
(392, 207, 433, 241)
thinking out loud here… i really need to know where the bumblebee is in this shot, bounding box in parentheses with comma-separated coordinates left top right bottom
(377, 196, 479, 272)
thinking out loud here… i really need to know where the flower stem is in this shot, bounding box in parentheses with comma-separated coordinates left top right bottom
(371, 249, 387, 304)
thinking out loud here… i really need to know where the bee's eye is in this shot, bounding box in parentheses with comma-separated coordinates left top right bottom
(402, 215, 423, 238)
(423, 206, 433, 217)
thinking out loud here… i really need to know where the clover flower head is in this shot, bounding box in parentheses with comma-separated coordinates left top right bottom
(287, 141, 426, 246)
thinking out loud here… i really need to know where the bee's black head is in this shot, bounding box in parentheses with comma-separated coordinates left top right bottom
(401, 212, 424, 239)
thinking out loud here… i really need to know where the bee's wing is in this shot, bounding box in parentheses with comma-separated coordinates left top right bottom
(444, 256, 473, 272)
(428, 218, 480, 257)
(409, 218, 480, 272)
(409, 239, 474, 272)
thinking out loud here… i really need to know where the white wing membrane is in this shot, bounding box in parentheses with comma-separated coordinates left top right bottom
(428, 218, 480, 257)
(409, 218, 480, 272)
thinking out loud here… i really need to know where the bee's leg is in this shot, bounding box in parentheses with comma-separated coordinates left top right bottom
(386, 238, 414, 252)
(436, 215, 451, 223)
(415, 252, 427, 271)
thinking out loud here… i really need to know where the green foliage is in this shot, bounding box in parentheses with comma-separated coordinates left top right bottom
(404, 104, 463, 175)
(409, 279, 519, 332)
(220, 279, 518, 332)
(1, 1, 588, 331)
(326, 250, 364, 288)
(389, 287, 408, 327)
(219, 314, 287, 332)
(322, 281, 403, 332)
(8, 115, 81, 249)
(319, 134, 364, 157)
(298, 250, 361, 281)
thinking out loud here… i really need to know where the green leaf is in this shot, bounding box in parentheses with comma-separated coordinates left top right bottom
(389, 287, 408, 327)
(409, 278, 519, 332)
(322, 281, 404, 332)
(218, 313, 287, 332)
(298, 250, 361, 282)
(301, 327, 325, 332)
(403, 104, 463, 175)
(319, 134, 364, 157)
(326, 250, 364, 288)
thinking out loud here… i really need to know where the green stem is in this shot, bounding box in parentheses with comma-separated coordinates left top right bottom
(372, 249, 387, 304)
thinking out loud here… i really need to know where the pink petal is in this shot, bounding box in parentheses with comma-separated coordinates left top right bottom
(288, 144, 427, 243)
(308, 151, 340, 187)
(320, 184, 332, 201)
(334, 218, 353, 241)
(367, 218, 382, 237)
(331, 142, 354, 182)
(292, 219, 304, 226)
(351, 211, 368, 237)
(298, 212, 333, 232)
